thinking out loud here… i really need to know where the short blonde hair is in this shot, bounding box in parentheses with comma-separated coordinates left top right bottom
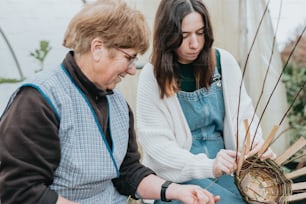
(63, 0, 150, 55)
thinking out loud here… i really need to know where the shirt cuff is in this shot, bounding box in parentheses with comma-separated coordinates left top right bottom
(38, 189, 58, 204)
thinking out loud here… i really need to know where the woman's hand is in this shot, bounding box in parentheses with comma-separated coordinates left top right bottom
(136, 174, 219, 203)
(246, 141, 277, 160)
(56, 196, 80, 204)
(212, 149, 240, 177)
(168, 183, 220, 204)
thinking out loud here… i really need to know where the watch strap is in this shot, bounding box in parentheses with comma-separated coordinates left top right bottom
(161, 181, 173, 202)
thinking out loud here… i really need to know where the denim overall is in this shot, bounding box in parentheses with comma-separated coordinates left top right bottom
(155, 65, 245, 204)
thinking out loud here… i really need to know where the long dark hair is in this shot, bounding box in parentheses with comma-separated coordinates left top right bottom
(152, 0, 215, 98)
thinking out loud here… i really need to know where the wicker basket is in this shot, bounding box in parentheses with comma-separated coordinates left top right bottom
(235, 154, 292, 204)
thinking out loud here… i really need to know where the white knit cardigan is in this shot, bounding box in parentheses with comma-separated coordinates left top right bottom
(136, 48, 263, 183)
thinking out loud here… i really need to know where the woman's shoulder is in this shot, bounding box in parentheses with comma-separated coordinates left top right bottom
(137, 62, 160, 93)
(139, 62, 155, 79)
(214, 47, 236, 61)
(214, 47, 240, 68)
(141, 62, 154, 72)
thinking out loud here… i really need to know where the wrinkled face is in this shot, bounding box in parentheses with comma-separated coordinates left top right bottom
(87, 38, 138, 90)
(175, 12, 205, 64)
(97, 48, 137, 90)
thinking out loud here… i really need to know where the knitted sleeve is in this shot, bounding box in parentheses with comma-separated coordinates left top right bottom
(218, 48, 264, 151)
(136, 64, 215, 183)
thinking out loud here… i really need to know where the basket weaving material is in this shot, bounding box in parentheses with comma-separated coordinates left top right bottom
(235, 154, 292, 204)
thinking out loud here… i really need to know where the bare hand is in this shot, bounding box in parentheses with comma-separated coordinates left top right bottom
(168, 183, 220, 204)
(246, 141, 276, 160)
(56, 196, 80, 204)
(212, 149, 240, 177)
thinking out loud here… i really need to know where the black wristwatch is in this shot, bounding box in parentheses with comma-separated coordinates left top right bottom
(161, 181, 173, 202)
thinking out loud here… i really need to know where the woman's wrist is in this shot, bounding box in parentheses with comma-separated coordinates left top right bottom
(164, 182, 183, 201)
(160, 181, 173, 202)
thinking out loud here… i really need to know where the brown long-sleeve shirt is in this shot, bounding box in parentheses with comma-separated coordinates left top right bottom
(0, 51, 154, 204)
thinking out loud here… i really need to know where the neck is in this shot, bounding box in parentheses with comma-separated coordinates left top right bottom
(75, 53, 96, 82)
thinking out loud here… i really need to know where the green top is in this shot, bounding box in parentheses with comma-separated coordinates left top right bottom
(179, 49, 221, 92)
(179, 63, 196, 92)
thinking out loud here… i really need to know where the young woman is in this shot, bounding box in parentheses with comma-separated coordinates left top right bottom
(0, 1, 219, 203)
(136, 0, 276, 203)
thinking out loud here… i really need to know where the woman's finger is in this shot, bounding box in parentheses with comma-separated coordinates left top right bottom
(192, 189, 216, 204)
(260, 148, 276, 160)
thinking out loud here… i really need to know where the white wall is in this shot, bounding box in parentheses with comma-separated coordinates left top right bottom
(0, 0, 85, 113)
(0, 0, 150, 114)
(0, 0, 84, 76)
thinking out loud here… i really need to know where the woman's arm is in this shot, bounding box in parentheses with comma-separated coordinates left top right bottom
(219, 48, 275, 160)
(112, 105, 155, 197)
(0, 87, 60, 204)
(136, 174, 220, 204)
(56, 196, 79, 204)
(136, 64, 215, 182)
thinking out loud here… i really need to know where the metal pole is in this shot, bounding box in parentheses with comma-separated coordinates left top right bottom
(0, 26, 24, 80)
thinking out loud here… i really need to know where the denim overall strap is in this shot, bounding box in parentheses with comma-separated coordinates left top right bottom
(177, 67, 225, 159)
(155, 51, 245, 204)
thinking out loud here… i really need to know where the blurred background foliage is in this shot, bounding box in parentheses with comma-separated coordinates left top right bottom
(281, 27, 306, 145)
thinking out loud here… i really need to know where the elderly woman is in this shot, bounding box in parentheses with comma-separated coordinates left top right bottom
(0, 1, 219, 204)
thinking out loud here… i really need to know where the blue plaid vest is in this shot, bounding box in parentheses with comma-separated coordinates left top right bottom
(21, 66, 129, 203)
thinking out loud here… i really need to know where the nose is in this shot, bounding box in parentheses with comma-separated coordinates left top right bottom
(189, 33, 199, 49)
(126, 64, 137, 75)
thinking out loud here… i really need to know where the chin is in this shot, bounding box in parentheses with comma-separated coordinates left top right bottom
(190, 55, 198, 61)
(108, 83, 118, 90)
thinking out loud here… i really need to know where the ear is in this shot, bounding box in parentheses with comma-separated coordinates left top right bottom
(91, 38, 104, 62)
